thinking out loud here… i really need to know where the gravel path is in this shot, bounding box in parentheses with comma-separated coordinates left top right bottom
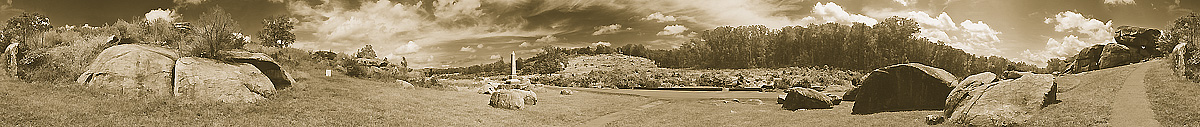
(1110, 63, 1162, 127)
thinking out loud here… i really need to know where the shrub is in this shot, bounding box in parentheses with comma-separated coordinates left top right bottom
(14, 28, 115, 82)
(182, 6, 246, 59)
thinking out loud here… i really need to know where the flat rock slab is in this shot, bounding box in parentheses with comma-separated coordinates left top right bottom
(948, 74, 1058, 126)
(75, 44, 179, 97)
(174, 57, 273, 103)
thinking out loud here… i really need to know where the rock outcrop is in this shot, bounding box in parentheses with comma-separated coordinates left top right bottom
(1114, 26, 1163, 58)
(173, 57, 274, 103)
(945, 72, 999, 117)
(782, 87, 834, 110)
(3, 43, 18, 77)
(75, 44, 180, 97)
(489, 89, 537, 109)
(1068, 45, 1106, 73)
(224, 51, 295, 90)
(852, 63, 958, 114)
(946, 74, 1058, 126)
(1099, 43, 1134, 69)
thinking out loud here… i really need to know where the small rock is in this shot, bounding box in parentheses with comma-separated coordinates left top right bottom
(560, 89, 575, 95)
(926, 114, 945, 125)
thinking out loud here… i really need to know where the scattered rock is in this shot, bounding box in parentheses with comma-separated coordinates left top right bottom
(841, 87, 859, 101)
(743, 99, 764, 105)
(947, 74, 1058, 126)
(75, 44, 180, 97)
(173, 57, 273, 103)
(560, 89, 575, 95)
(827, 94, 842, 105)
(926, 114, 946, 125)
(782, 87, 834, 110)
(777, 95, 787, 104)
(852, 63, 957, 114)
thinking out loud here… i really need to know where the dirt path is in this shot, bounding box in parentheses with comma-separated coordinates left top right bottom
(578, 100, 668, 127)
(1110, 62, 1162, 127)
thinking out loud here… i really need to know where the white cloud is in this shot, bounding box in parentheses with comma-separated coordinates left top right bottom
(898, 11, 1003, 56)
(798, 2, 880, 26)
(396, 41, 422, 54)
(489, 55, 502, 59)
(519, 42, 535, 48)
(1018, 11, 1115, 67)
(594, 41, 612, 46)
(536, 34, 560, 43)
(656, 25, 688, 35)
(643, 12, 677, 22)
(460, 46, 476, 52)
(145, 8, 178, 22)
(893, 0, 913, 6)
(1104, 0, 1136, 5)
(593, 24, 632, 35)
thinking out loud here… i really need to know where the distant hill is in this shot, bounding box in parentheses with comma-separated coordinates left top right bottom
(557, 54, 657, 75)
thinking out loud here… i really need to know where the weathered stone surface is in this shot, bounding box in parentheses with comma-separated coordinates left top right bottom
(1099, 43, 1134, 69)
(224, 51, 295, 90)
(945, 72, 999, 116)
(782, 87, 834, 110)
(489, 89, 536, 109)
(947, 74, 1058, 126)
(842, 86, 859, 101)
(1000, 71, 1023, 80)
(1068, 45, 1107, 73)
(3, 43, 18, 77)
(1114, 26, 1162, 57)
(852, 63, 958, 114)
(75, 44, 180, 97)
(173, 57, 273, 103)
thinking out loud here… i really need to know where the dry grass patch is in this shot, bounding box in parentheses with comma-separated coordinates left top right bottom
(1146, 61, 1200, 126)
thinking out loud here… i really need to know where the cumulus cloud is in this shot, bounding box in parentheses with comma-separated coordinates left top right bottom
(594, 41, 612, 46)
(893, 0, 913, 6)
(286, 0, 564, 67)
(396, 41, 422, 54)
(145, 8, 178, 22)
(536, 34, 560, 43)
(656, 25, 688, 35)
(1104, 0, 1136, 5)
(643, 12, 677, 22)
(798, 2, 880, 26)
(592, 24, 632, 35)
(1018, 11, 1114, 67)
(460, 46, 476, 52)
(898, 11, 1003, 56)
(489, 55, 502, 59)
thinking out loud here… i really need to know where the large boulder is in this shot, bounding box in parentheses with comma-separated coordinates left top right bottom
(945, 72, 999, 117)
(173, 57, 274, 103)
(1068, 45, 1106, 73)
(489, 89, 537, 109)
(75, 44, 180, 97)
(852, 63, 958, 114)
(223, 51, 295, 90)
(1099, 43, 1134, 69)
(1114, 26, 1163, 57)
(947, 74, 1058, 126)
(3, 43, 17, 77)
(782, 87, 834, 110)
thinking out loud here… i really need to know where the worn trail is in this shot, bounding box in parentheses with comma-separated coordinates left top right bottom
(1110, 63, 1161, 127)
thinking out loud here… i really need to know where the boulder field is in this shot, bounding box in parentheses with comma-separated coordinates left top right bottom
(75, 44, 296, 103)
(945, 74, 1058, 126)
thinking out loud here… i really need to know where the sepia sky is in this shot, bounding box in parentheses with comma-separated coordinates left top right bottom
(2, 0, 1198, 68)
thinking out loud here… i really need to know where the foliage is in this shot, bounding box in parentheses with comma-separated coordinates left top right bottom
(355, 45, 376, 58)
(521, 47, 569, 74)
(185, 6, 245, 59)
(257, 16, 295, 47)
(637, 17, 1038, 76)
(2, 12, 53, 49)
(13, 27, 116, 82)
(1169, 13, 1200, 81)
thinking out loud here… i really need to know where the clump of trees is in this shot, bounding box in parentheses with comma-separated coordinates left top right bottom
(1168, 13, 1200, 81)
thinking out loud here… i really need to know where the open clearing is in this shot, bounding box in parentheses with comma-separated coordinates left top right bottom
(0, 69, 653, 126)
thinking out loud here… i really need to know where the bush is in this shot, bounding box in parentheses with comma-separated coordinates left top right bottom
(13, 28, 116, 82)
